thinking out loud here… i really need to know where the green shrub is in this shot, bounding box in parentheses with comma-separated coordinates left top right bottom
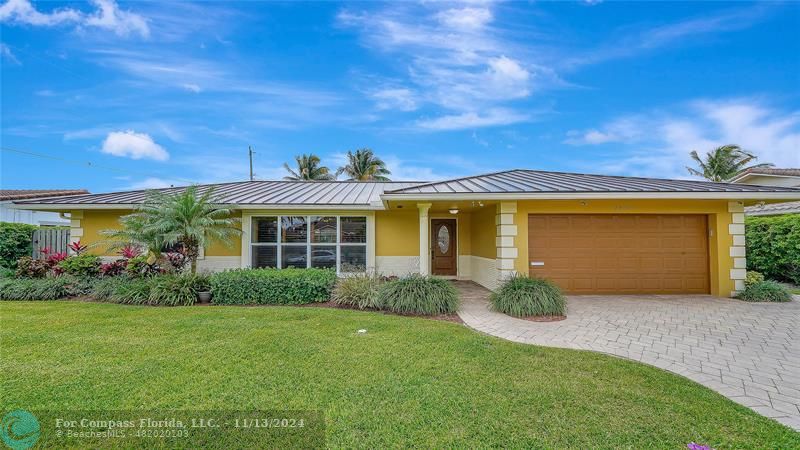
(0, 267, 14, 278)
(745, 271, 764, 287)
(210, 268, 336, 305)
(0, 276, 96, 300)
(746, 215, 800, 284)
(376, 274, 459, 315)
(110, 278, 153, 305)
(148, 274, 208, 306)
(491, 274, 566, 317)
(0, 222, 37, 268)
(332, 273, 383, 309)
(15, 256, 49, 278)
(58, 254, 101, 277)
(737, 280, 793, 303)
(92, 276, 128, 301)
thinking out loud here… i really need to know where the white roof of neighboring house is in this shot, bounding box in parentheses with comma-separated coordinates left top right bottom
(745, 201, 800, 216)
(729, 168, 800, 184)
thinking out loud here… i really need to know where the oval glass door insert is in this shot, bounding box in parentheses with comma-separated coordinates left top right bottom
(437, 225, 450, 254)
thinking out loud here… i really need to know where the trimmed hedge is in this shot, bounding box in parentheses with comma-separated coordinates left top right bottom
(209, 268, 336, 305)
(59, 254, 101, 277)
(746, 215, 800, 284)
(0, 222, 37, 269)
(376, 274, 459, 315)
(737, 280, 792, 303)
(0, 276, 95, 301)
(491, 274, 566, 317)
(332, 274, 383, 309)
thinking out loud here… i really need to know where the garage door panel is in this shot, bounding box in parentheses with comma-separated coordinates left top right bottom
(529, 214, 709, 295)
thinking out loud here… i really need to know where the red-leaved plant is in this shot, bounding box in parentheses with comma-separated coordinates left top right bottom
(68, 240, 88, 255)
(119, 245, 140, 259)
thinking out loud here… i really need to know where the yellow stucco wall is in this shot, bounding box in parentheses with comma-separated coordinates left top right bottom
(470, 206, 496, 259)
(76, 209, 241, 257)
(513, 199, 735, 297)
(375, 210, 419, 256)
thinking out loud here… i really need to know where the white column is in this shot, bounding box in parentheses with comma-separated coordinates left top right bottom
(417, 203, 432, 275)
(495, 202, 517, 284)
(68, 210, 84, 254)
(728, 201, 747, 296)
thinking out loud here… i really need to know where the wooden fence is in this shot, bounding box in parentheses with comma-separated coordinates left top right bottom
(32, 228, 70, 258)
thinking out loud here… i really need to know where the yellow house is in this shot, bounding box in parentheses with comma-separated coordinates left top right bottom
(14, 169, 800, 298)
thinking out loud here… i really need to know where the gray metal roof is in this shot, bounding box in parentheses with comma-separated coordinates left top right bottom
(745, 201, 800, 216)
(14, 181, 422, 207)
(385, 170, 800, 194)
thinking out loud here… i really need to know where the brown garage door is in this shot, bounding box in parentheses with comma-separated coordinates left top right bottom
(528, 214, 709, 295)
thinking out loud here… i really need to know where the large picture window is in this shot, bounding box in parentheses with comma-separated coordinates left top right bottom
(250, 215, 367, 272)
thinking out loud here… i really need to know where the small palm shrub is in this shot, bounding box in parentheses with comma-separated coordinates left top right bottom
(210, 268, 336, 305)
(745, 271, 764, 287)
(332, 273, 383, 309)
(376, 274, 459, 315)
(737, 280, 792, 303)
(491, 274, 566, 317)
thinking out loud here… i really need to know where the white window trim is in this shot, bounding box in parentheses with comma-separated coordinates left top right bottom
(241, 213, 374, 275)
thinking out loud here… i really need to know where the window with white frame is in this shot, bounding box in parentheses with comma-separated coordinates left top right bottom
(250, 216, 367, 272)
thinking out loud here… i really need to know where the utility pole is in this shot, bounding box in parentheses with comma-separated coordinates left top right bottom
(248, 146, 255, 181)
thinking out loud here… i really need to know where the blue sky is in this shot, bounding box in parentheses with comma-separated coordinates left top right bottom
(1, 0, 799, 192)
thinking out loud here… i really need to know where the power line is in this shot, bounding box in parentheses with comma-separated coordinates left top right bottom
(0, 146, 198, 185)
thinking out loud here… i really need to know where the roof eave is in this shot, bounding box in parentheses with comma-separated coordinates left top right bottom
(9, 203, 384, 211)
(380, 192, 800, 201)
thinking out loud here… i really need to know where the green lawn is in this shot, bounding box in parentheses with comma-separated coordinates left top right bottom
(1, 302, 798, 448)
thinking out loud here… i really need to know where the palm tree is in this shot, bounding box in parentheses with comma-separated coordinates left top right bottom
(104, 186, 241, 273)
(283, 154, 335, 181)
(336, 148, 391, 181)
(686, 145, 773, 182)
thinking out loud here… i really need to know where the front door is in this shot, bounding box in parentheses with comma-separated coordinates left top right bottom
(431, 219, 457, 276)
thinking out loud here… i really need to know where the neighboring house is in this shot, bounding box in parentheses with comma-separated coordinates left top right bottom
(0, 189, 89, 226)
(729, 168, 800, 216)
(13, 169, 800, 298)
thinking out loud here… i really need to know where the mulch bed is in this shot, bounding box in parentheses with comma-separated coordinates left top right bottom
(301, 300, 463, 324)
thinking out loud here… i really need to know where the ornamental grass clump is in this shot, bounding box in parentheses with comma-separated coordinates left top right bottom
(737, 280, 792, 303)
(332, 273, 383, 309)
(376, 274, 459, 315)
(491, 274, 566, 317)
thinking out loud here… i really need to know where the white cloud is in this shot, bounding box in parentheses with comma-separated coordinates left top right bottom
(126, 177, 178, 190)
(417, 108, 529, 130)
(85, 0, 149, 38)
(436, 7, 492, 31)
(0, 43, 20, 64)
(0, 0, 149, 38)
(569, 99, 800, 178)
(370, 88, 417, 111)
(101, 130, 169, 161)
(181, 83, 202, 93)
(338, 2, 551, 129)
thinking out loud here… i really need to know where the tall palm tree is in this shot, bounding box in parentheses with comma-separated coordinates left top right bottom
(336, 148, 391, 181)
(686, 145, 773, 182)
(104, 186, 241, 273)
(283, 154, 335, 181)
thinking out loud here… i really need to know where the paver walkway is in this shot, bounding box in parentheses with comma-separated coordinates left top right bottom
(455, 281, 800, 431)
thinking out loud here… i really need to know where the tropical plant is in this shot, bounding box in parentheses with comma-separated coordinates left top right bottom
(745, 271, 765, 287)
(332, 273, 384, 309)
(283, 154, 335, 181)
(58, 254, 101, 277)
(68, 239, 88, 255)
(737, 280, 792, 303)
(376, 274, 458, 315)
(336, 148, 391, 181)
(686, 145, 772, 182)
(491, 274, 566, 317)
(103, 186, 241, 273)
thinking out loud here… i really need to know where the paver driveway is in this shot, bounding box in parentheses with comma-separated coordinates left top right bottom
(455, 281, 800, 431)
